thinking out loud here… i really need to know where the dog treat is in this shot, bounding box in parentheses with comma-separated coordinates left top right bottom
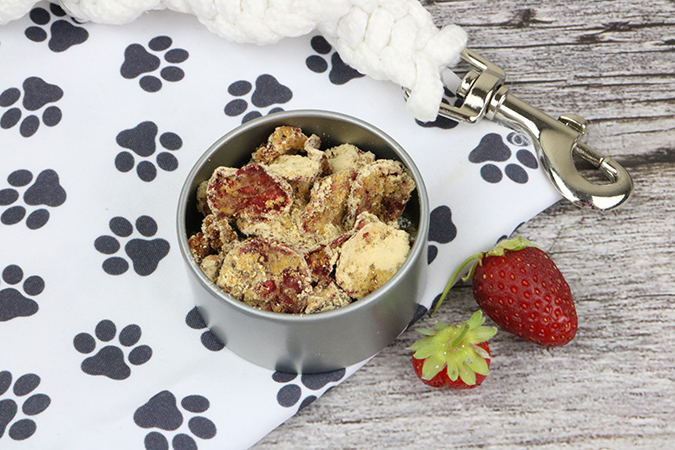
(304, 232, 351, 284)
(201, 214, 239, 254)
(335, 220, 411, 299)
(325, 143, 375, 174)
(217, 237, 312, 314)
(236, 205, 317, 252)
(305, 281, 353, 314)
(188, 232, 211, 264)
(345, 159, 416, 228)
(252, 126, 308, 163)
(195, 180, 211, 216)
(200, 254, 223, 283)
(300, 167, 357, 243)
(207, 164, 293, 219)
(189, 126, 416, 314)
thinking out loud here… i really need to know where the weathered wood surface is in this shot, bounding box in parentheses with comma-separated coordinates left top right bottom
(254, 1, 675, 448)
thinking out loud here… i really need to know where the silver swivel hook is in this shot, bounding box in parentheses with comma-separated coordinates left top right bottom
(407, 49, 633, 210)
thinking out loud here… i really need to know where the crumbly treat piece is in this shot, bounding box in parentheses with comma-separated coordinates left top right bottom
(305, 281, 353, 314)
(305, 136, 331, 176)
(296, 141, 333, 201)
(345, 159, 416, 228)
(266, 154, 323, 183)
(188, 215, 238, 265)
(335, 220, 411, 300)
(236, 203, 318, 253)
(325, 143, 375, 174)
(304, 231, 354, 285)
(188, 232, 211, 264)
(300, 167, 357, 243)
(200, 254, 223, 282)
(264, 135, 330, 202)
(202, 214, 238, 254)
(304, 133, 321, 151)
(288, 180, 313, 204)
(252, 126, 308, 163)
(351, 211, 381, 231)
(207, 163, 293, 219)
(304, 211, 379, 277)
(195, 180, 211, 216)
(217, 237, 312, 314)
(304, 245, 335, 284)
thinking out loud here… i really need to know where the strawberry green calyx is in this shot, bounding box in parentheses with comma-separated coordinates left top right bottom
(408, 311, 497, 385)
(432, 236, 535, 315)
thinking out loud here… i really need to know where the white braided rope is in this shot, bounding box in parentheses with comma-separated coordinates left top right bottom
(0, 0, 466, 121)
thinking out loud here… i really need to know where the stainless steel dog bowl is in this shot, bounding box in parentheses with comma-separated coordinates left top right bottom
(177, 110, 429, 373)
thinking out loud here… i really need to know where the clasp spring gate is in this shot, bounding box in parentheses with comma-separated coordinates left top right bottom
(408, 49, 633, 210)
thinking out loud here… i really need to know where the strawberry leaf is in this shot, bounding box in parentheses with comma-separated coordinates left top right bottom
(423, 353, 447, 380)
(408, 311, 497, 383)
(482, 235, 534, 259)
(466, 352, 490, 375)
(416, 328, 437, 336)
(458, 363, 476, 385)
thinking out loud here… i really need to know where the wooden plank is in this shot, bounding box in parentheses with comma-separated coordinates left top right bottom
(428, 0, 675, 161)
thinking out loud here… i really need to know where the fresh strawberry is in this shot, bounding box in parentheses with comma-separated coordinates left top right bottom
(434, 236, 577, 347)
(409, 311, 496, 389)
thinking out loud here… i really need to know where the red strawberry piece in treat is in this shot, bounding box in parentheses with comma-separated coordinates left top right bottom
(206, 163, 293, 219)
(217, 237, 312, 314)
(409, 311, 496, 389)
(434, 236, 578, 347)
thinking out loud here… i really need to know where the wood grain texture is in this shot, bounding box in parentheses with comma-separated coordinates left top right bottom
(253, 1, 675, 448)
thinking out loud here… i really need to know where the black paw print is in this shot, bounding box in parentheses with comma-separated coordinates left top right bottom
(273, 368, 346, 411)
(427, 205, 457, 265)
(224, 74, 292, 124)
(0, 169, 67, 229)
(73, 319, 152, 380)
(0, 264, 44, 322)
(406, 304, 430, 329)
(134, 391, 217, 450)
(305, 35, 364, 85)
(114, 121, 182, 182)
(185, 307, 225, 352)
(0, 371, 51, 441)
(120, 36, 189, 92)
(0, 77, 63, 137)
(469, 132, 539, 184)
(24, 3, 88, 52)
(94, 215, 170, 276)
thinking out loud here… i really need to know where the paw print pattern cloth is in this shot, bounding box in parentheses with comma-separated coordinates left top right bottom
(0, 2, 561, 449)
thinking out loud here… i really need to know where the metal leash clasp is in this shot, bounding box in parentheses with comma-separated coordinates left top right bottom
(415, 49, 634, 210)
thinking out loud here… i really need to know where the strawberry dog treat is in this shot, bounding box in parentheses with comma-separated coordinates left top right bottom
(336, 219, 411, 299)
(345, 159, 416, 228)
(218, 237, 313, 314)
(188, 126, 416, 314)
(207, 164, 293, 219)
